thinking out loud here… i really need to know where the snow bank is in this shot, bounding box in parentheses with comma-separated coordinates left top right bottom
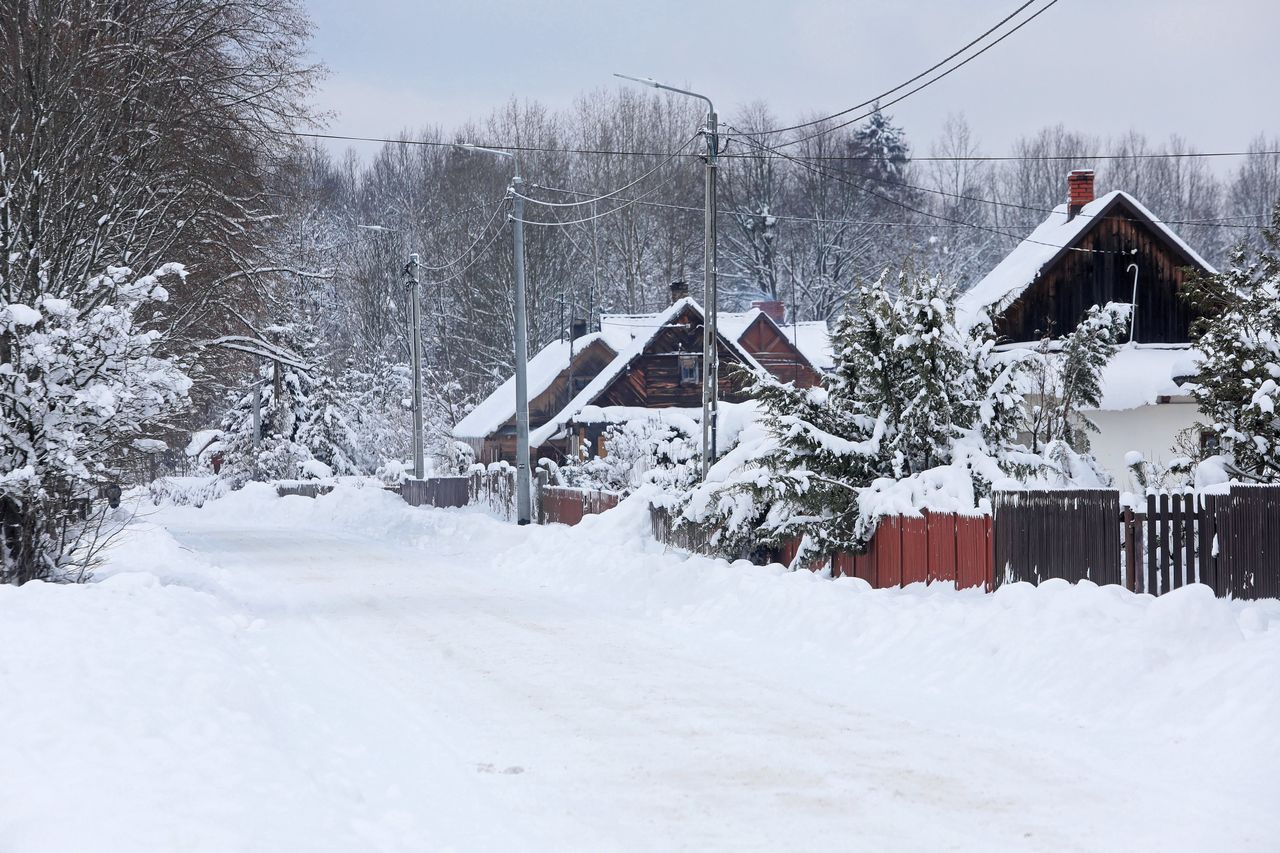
(1, 485, 1276, 851)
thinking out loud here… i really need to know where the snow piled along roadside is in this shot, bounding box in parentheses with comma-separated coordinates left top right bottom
(1, 484, 1278, 852)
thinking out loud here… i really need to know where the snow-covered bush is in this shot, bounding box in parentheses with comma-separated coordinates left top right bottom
(559, 417, 699, 494)
(217, 325, 365, 484)
(1124, 451, 1194, 492)
(148, 476, 229, 508)
(1, 265, 191, 583)
(1183, 206, 1280, 481)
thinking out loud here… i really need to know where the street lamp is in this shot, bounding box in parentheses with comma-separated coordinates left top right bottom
(455, 143, 533, 525)
(614, 73, 719, 478)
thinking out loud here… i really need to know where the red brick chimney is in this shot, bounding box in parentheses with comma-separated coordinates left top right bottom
(751, 299, 786, 325)
(669, 280, 689, 305)
(1067, 169, 1095, 219)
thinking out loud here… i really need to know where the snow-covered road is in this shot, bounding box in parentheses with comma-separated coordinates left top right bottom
(2, 485, 1278, 852)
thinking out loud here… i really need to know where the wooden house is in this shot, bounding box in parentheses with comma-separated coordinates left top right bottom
(528, 297, 766, 459)
(958, 169, 1216, 487)
(453, 327, 629, 464)
(717, 300, 827, 388)
(457, 283, 832, 464)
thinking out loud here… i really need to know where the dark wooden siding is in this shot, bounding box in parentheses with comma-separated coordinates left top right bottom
(737, 315, 822, 388)
(995, 197, 1207, 344)
(594, 305, 755, 408)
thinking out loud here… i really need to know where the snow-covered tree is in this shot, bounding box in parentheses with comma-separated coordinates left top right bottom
(680, 266, 1027, 559)
(1184, 207, 1280, 481)
(1020, 302, 1131, 455)
(1, 265, 191, 583)
(559, 417, 700, 494)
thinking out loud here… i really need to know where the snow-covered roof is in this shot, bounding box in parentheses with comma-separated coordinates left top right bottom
(615, 306, 834, 373)
(185, 429, 223, 458)
(783, 320, 835, 371)
(996, 342, 1202, 411)
(1092, 344, 1202, 411)
(452, 329, 629, 440)
(529, 298, 764, 447)
(958, 190, 1217, 327)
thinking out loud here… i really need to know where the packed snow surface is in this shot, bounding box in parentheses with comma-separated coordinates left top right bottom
(2, 484, 1277, 852)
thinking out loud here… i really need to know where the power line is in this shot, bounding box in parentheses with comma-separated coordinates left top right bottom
(724, 123, 1271, 231)
(755, 0, 1062, 151)
(512, 169, 692, 226)
(513, 134, 700, 207)
(736, 0, 1043, 138)
(417, 201, 508, 271)
(530, 182, 1271, 232)
(242, 122, 1280, 164)
(729, 131, 1151, 255)
(732, 149, 1280, 163)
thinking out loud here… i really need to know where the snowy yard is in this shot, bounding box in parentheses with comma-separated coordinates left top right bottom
(2, 485, 1277, 853)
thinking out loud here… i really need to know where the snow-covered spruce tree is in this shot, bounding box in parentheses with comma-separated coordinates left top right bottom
(216, 324, 365, 483)
(1183, 206, 1280, 481)
(682, 266, 1024, 559)
(0, 266, 191, 583)
(1020, 302, 1130, 457)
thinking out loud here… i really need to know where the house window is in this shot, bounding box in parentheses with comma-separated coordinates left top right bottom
(679, 354, 701, 386)
(1200, 430, 1221, 456)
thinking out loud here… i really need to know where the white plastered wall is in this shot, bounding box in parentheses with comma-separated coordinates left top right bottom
(1085, 401, 1203, 490)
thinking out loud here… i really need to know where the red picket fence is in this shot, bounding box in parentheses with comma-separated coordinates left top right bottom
(778, 511, 994, 591)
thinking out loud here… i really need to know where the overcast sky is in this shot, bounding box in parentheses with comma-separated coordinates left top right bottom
(304, 0, 1278, 162)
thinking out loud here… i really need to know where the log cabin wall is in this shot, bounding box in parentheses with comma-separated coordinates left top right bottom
(737, 315, 822, 388)
(995, 198, 1203, 344)
(594, 306, 755, 408)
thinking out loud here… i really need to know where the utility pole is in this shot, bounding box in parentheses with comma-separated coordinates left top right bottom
(614, 74, 718, 478)
(405, 253, 425, 480)
(455, 142, 533, 525)
(702, 106, 719, 476)
(510, 178, 533, 525)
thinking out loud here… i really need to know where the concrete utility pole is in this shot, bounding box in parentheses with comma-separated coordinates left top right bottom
(455, 143, 533, 524)
(404, 253, 425, 480)
(614, 74, 719, 478)
(510, 177, 533, 525)
(702, 106, 719, 476)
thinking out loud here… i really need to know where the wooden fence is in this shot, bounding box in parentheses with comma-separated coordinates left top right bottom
(994, 489, 1121, 587)
(401, 476, 469, 508)
(1121, 485, 1280, 599)
(648, 485, 1280, 601)
(539, 486, 621, 526)
(399, 467, 621, 527)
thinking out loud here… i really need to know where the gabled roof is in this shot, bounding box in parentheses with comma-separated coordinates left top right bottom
(957, 190, 1217, 327)
(452, 329, 629, 440)
(529, 297, 764, 447)
(608, 305, 834, 373)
